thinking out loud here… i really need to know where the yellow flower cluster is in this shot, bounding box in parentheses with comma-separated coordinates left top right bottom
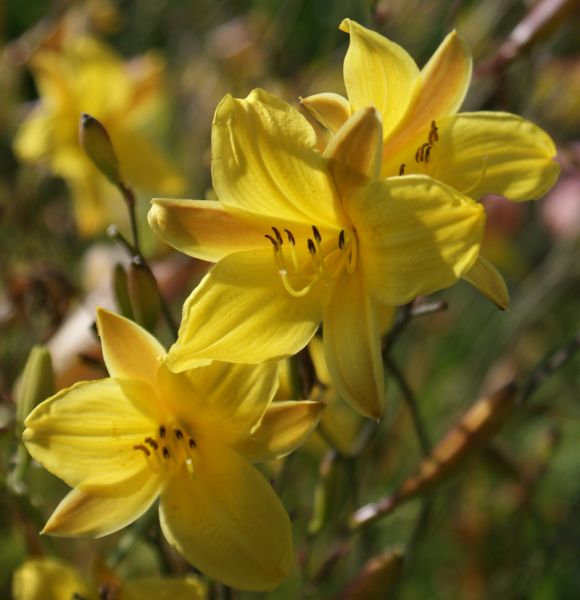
(21, 19, 558, 592)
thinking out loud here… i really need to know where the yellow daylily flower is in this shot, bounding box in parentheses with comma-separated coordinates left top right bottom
(12, 556, 206, 600)
(13, 36, 184, 236)
(301, 19, 560, 309)
(149, 89, 485, 418)
(23, 309, 323, 591)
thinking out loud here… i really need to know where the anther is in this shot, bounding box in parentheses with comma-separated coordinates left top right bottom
(265, 234, 278, 249)
(429, 120, 439, 144)
(189, 438, 197, 449)
(174, 429, 183, 440)
(307, 239, 316, 254)
(145, 437, 158, 450)
(312, 225, 322, 243)
(284, 229, 295, 245)
(159, 425, 166, 438)
(272, 227, 283, 245)
(338, 230, 345, 250)
(162, 447, 170, 459)
(399, 163, 406, 176)
(415, 142, 431, 162)
(425, 146, 431, 162)
(133, 444, 151, 457)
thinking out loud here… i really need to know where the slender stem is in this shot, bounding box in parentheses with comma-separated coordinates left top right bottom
(118, 182, 141, 256)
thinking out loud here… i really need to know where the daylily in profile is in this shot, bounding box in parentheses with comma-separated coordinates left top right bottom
(149, 88, 485, 418)
(301, 19, 560, 308)
(23, 309, 323, 591)
(13, 36, 184, 235)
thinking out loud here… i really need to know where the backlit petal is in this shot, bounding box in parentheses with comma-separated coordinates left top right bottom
(434, 112, 560, 201)
(167, 249, 330, 370)
(149, 198, 266, 262)
(212, 89, 340, 227)
(42, 474, 161, 538)
(323, 271, 384, 419)
(235, 400, 325, 462)
(124, 577, 206, 600)
(97, 308, 165, 389)
(340, 19, 419, 138)
(159, 445, 293, 591)
(382, 30, 472, 167)
(23, 379, 154, 489)
(462, 255, 509, 310)
(348, 176, 485, 305)
(300, 92, 351, 132)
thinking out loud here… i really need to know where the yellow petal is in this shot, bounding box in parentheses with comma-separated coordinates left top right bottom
(348, 175, 485, 305)
(96, 308, 165, 389)
(159, 445, 293, 591)
(382, 30, 472, 166)
(12, 557, 92, 600)
(123, 577, 206, 600)
(42, 475, 161, 537)
(324, 107, 383, 199)
(148, 198, 266, 262)
(462, 255, 509, 310)
(434, 112, 560, 200)
(323, 271, 384, 419)
(299, 92, 351, 132)
(167, 249, 329, 370)
(212, 88, 341, 228)
(235, 400, 325, 462)
(13, 108, 55, 164)
(23, 379, 154, 489)
(340, 19, 419, 138)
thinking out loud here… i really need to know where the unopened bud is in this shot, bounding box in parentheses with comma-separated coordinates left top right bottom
(79, 113, 121, 185)
(112, 263, 134, 320)
(15, 346, 54, 428)
(127, 257, 161, 332)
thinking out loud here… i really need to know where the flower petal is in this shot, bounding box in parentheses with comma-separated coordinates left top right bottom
(124, 577, 206, 600)
(23, 379, 154, 489)
(340, 19, 419, 138)
(323, 271, 384, 419)
(167, 249, 330, 370)
(235, 400, 325, 462)
(96, 308, 165, 389)
(324, 107, 383, 198)
(299, 92, 351, 133)
(148, 198, 266, 262)
(212, 89, 341, 227)
(434, 112, 560, 201)
(348, 175, 485, 305)
(159, 445, 293, 591)
(462, 255, 509, 309)
(382, 30, 472, 167)
(42, 475, 161, 538)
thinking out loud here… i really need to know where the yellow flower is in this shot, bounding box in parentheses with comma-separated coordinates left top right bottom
(300, 19, 560, 308)
(12, 556, 206, 600)
(148, 89, 484, 418)
(13, 36, 184, 236)
(23, 309, 323, 591)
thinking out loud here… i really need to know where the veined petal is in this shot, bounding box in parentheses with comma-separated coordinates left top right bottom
(434, 112, 560, 201)
(159, 445, 293, 591)
(235, 400, 325, 462)
(462, 255, 509, 310)
(124, 577, 206, 600)
(167, 249, 330, 370)
(340, 19, 419, 138)
(324, 107, 383, 199)
(323, 271, 384, 419)
(42, 474, 161, 538)
(382, 31, 472, 165)
(96, 308, 165, 389)
(348, 176, 485, 305)
(212, 88, 341, 227)
(148, 198, 266, 262)
(300, 92, 351, 133)
(23, 379, 154, 489)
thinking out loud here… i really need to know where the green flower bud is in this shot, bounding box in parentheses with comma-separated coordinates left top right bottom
(79, 113, 121, 185)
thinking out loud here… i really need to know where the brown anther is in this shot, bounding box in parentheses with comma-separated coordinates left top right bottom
(162, 447, 170, 459)
(271, 226, 283, 245)
(265, 234, 278, 249)
(159, 425, 166, 438)
(307, 239, 316, 254)
(284, 229, 295, 245)
(338, 230, 345, 250)
(399, 163, 406, 176)
(145, 437, 158, 450)
(174, 429, 184, 440)
(312, 225, 322, 243)
(189, 438, 197, 449)
(429, 120, 439, 144)
(425, 146, 432, 162)
(415, 142, 431, 162)
(133, 444, 151, 457)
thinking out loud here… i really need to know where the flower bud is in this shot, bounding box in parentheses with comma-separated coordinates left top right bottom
(79, 113, 121, 185)
(112, 263, 134, 320)
(127, 257, 161, 332)
(15, 346, 54, 428)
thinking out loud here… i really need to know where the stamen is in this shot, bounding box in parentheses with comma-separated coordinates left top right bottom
(145, 437, 158, 450)
(174, 429, 184, 440)
(189, 438, 197, 449)
(338, 230, 345, 250)
(429, 120, 439, 144)
(159, 425, 166, 438)
(307, 239, 316, 254)
(424, 146, 431, 162)
(265, 234, 278, 249)
(162, 447, 170, 459)
(415, 142, 431, 163)
(133, 444, 150, 457)
(284, 229, 295, 245)
(280, 272, 316, 298)
(271, 226, 283, 245)
(399, 163, 406, 176)
(312, 225, 322, 243)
